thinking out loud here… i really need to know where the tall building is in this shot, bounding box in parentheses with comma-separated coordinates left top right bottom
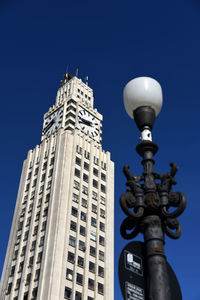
(0, 73, 114, 300)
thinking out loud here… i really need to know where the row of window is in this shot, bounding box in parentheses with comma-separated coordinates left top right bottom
(64, 281, 103, 299)
(68, 248, 104, 263)
(74, 169, 106, 193)
(66, 262, 104, 280)
(71, 206, 105, 222)
(70, 220, 105, 234)
(76, 147, 106, 170)
(75, 158, 106, 181)
(69, 233, 105, 249)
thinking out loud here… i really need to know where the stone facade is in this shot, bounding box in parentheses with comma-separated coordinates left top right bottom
(0, 74, 114, 300)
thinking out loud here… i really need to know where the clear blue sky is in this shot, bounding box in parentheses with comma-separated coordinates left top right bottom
(0, 0, 200, 299)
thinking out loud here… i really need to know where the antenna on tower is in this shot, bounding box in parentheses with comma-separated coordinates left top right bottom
(66, 65, 69, 75)
(85, 76, 89, 85)
(75, 68, 79, 77)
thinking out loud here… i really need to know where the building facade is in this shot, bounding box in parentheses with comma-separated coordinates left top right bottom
(0, 73, 114, 300)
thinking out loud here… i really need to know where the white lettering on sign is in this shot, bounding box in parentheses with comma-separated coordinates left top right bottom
(124, 250, 143, 276)
(125, 282, 144, 300)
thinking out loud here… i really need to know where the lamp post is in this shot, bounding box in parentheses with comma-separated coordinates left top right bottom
(120, 77, 186, 300)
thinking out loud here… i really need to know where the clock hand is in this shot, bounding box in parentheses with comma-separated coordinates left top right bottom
(79, 118, 93, 127)
(43, 119, 55, 134)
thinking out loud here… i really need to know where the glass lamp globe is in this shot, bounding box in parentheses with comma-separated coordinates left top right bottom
(123, 77, 163, 119)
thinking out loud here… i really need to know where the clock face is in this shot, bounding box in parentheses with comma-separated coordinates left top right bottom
(78, 108, 100, 139)
(43, 106, 64, 137)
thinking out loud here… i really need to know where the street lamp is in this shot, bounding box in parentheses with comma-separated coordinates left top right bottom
(120, 77, 186, 300)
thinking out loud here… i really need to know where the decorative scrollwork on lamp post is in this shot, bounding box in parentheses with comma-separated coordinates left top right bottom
(120, 77, 186, 300)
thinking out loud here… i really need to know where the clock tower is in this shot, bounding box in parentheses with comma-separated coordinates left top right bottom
(0, 73, 114, 300)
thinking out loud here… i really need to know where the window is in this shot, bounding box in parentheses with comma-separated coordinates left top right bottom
(89, 261, 95, 273)
(64, 287, 72, 299)
(28, 203, 33, 211)
(26, 273, 31, 285)
(69, 235, 76, 247)
(99, 250, 104, 261)
(93, 168, 98, 176)
(37, 198, 42, 207)
(34, 167, 39, 175)
(98, 266, 104, 277)
(68, 251, 75, 263)
(83, 173, 88, 183)
(19, 261, 24, 272)
(18, 221, 23, 230)
(76, 157, 81, 166)
(15, 278, 21, 290)
(33, 226, 38, 236)
(13, 250, 18, 260)
(24, 231, 29, 241)
(80, 211, 86, 222)
(31, 240, 36, 251)
(90, 231, 96, 241)
(100, 196, 105, 205)
(75, 168, 80, 178)
(39, 236, 45, 247)
(76, 145, 82, 154)
(91, 217, 96, 227)
(26, 215, 31, 226)
(39, 185, 44, 193)
(25, 183, 30, 191)
(41, 221, 47, 231)
(66, 268, 73, 280)
(99, 236, 105, 246)
(46, 194, 50, 202)
(76, 273, 83, 285)
(101, 162, 106, 170)
(10, 266, 15, 276)
(100, 222, 105, 232)
(94, 157, 99, 165)
(74, 180, 80, 190)
(24, 292, 28, 300)
(35, 269, 40, 281)
(49, 168, 53, 177)
(100, 209, 105, 218)
(79, 225, 86, 236)
(88, 278, 94, 290)
(90, 246, 96, 257)
(84, 162, 89, 170)
(29, 256, 34, 266)
(77, 256, 84, 267)
(93, 180, 98, 189)
(72, 193, 79, 203)
(75, 291, 82, 300)
(72, 206, 78, 217)
(84, 151, 90, 159)
(50, 157, 54, 165)
(42, 162, 47, 170)
(81, 198, 87, 208)
(101, 184, 106, 193)
(37, 252, 42, 263)
(27, 172, 32, 180)
(92, 204, 97, 213)
(41, 173, 46, 182)
(101, 173, 106, 181)
(70, 221, 77, 232)
(82, 185, 88, 195)
(43, 207, 48, 217)
(79, 241, 85, 252)
(92, 191, 97, 200)
(98, 283, 104, 295)
(32, 179, 37, 187)
(88, 297, 94, 300)
(6, 283, 12, 294)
